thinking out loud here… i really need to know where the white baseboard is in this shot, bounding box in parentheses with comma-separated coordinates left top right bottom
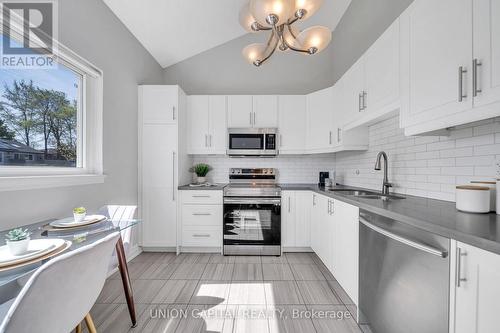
(106, 245, 143, 278)
(142, 246, 177, 252)
(282, 247, 313, 253)
(179, 246, 222, 253)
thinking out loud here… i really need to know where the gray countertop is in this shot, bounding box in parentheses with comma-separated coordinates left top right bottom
(178, 183, 226, 191)
(178, 182, 500, 254)
(281, 183, 500, 255)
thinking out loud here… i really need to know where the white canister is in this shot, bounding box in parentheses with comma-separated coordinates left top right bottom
(470, 181, 496, 212)
(456, 185, 490, 213)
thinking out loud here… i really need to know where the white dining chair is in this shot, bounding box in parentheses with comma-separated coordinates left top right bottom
(0, 232, 120, 333)
(97, 205, 137, 272)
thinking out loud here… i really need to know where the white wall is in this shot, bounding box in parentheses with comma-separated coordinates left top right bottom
(192, 155, 335, 184)
(0, 0, 164, 230)
(336, 116, 500, 202)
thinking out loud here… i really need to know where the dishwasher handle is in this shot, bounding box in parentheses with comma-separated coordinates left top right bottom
(359, 216, 448, 258)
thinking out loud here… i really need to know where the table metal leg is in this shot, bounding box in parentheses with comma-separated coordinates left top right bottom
(116, 236, 137, 327)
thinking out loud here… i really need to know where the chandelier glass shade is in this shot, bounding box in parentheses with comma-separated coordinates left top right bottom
(240, 0, 331, 66)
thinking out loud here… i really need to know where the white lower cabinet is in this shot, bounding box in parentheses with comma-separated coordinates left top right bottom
(453, 242, 500, 333)
(309, 192, 360, 306)
(282, 191, 311, 248)
(332, 199, 359, 305)
(179, 190, 223, 249)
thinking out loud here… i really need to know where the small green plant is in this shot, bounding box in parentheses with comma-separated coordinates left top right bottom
(5, 228, 30, 242)
(73, 207, 86, 214)
(189, 163, 213, 177)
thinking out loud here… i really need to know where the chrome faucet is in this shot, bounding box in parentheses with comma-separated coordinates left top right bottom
(375, 151, 392, 195)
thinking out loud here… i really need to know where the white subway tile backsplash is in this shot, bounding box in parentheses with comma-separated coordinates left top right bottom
(192, 154, 335, 184)
(191, 115, 499, 203)
(335, 115, 500, 202)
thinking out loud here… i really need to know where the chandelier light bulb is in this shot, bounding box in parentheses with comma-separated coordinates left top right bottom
(239, 3, 259, 32)
(295, 25, 331, 54)
(294, 0, 323, 20)
(250, 0, 295, 27)
(242, 43, 267, 65)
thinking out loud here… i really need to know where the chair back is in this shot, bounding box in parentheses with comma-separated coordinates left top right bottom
(0, 232, 120, 333)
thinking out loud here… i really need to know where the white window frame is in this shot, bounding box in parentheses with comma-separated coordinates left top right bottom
(0, 11, 104, 191)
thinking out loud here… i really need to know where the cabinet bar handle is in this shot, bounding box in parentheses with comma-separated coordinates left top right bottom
(193, 234, 210, 238)
(473, 59, 482, 97)
(458, 66, 467, 102)
(253, 112, 256, 125)
(358, 92, 363, 112)
(172, 106, 176, 120)
(172, 152, 176, 201)
(192, 195, 210, 198)
(193, 213, 212, 216)
(209, 135, 212, 147)
(457, 247, 467, 287)
(337, 128, 342, 143)
(331, 200, 334, 215)
(363, 91, 367, 110)
(329, 131, 332, 145)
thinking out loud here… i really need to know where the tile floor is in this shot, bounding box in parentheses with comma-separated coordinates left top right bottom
(90, 252, 363, 333)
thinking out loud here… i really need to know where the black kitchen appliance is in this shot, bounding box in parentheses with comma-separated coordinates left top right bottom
(319, 171, 329, 186)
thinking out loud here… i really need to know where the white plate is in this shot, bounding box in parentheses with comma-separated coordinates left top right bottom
(0, 238, 65, 265)
(49, 214, 106, 228)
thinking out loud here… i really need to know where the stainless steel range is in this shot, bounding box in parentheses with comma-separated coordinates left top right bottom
(223, 168, 281, 256)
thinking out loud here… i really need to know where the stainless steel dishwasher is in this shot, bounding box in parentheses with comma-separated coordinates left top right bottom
(359, 210, 450, 333)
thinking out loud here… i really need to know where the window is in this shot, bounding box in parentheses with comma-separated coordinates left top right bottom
(0, 21, 104, 190)
(1, 33, 82, 168)
(0, 52, 83, 168)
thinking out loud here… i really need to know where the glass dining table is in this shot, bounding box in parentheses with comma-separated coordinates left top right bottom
(0, 217, 141, 327)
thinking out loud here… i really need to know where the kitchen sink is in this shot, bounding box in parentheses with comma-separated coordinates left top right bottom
(327, 188, 405, 200)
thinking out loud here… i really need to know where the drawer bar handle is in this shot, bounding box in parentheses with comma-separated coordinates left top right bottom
(192, 234, 210, 238)
(192, 213, 212, 216)
(192, 195, 211, 198)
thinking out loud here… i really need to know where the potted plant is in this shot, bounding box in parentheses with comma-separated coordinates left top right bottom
(189, 163, 213, 184)
(73, 207, 87, 223)
(5, 228, 31, 255)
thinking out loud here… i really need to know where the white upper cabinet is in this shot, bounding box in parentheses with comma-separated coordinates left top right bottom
(400, 0, 474, 134)
(362, 19, 400, 120)
(253, 95, 279, 127)
(473, 0, 500, 108)
(227, 95, 253, 127)
(340, 58, 365, 125)
(139, 85, 178, 124)
(187, 96, 210, 154)
(187, 95, 226, 154)
(307, 86, 334, 151)
(278, 95, 307, 154)
(208, 96, 227, 154)
(454, 242, 500, 333)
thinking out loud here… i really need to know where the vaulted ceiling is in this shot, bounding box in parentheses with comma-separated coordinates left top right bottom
(103, 0, 352, 68)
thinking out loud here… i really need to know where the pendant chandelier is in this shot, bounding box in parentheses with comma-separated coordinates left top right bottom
(240, 0, 331, 66)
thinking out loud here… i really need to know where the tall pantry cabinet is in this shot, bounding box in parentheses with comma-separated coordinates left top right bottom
(138, 85, 190, 249)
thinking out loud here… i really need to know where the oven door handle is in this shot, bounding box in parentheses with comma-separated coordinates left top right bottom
(224, 198, 281, 205)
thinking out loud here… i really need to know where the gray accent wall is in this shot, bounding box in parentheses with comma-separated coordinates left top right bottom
(0, 0, 164, 229)
(163, 0, 414, 95)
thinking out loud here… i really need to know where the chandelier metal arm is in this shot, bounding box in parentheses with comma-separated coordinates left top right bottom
(281, 30, 314, 54)
(255, 29, 279, 66)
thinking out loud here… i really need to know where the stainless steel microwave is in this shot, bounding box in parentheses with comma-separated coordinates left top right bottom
(227, 128, 278, 157)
